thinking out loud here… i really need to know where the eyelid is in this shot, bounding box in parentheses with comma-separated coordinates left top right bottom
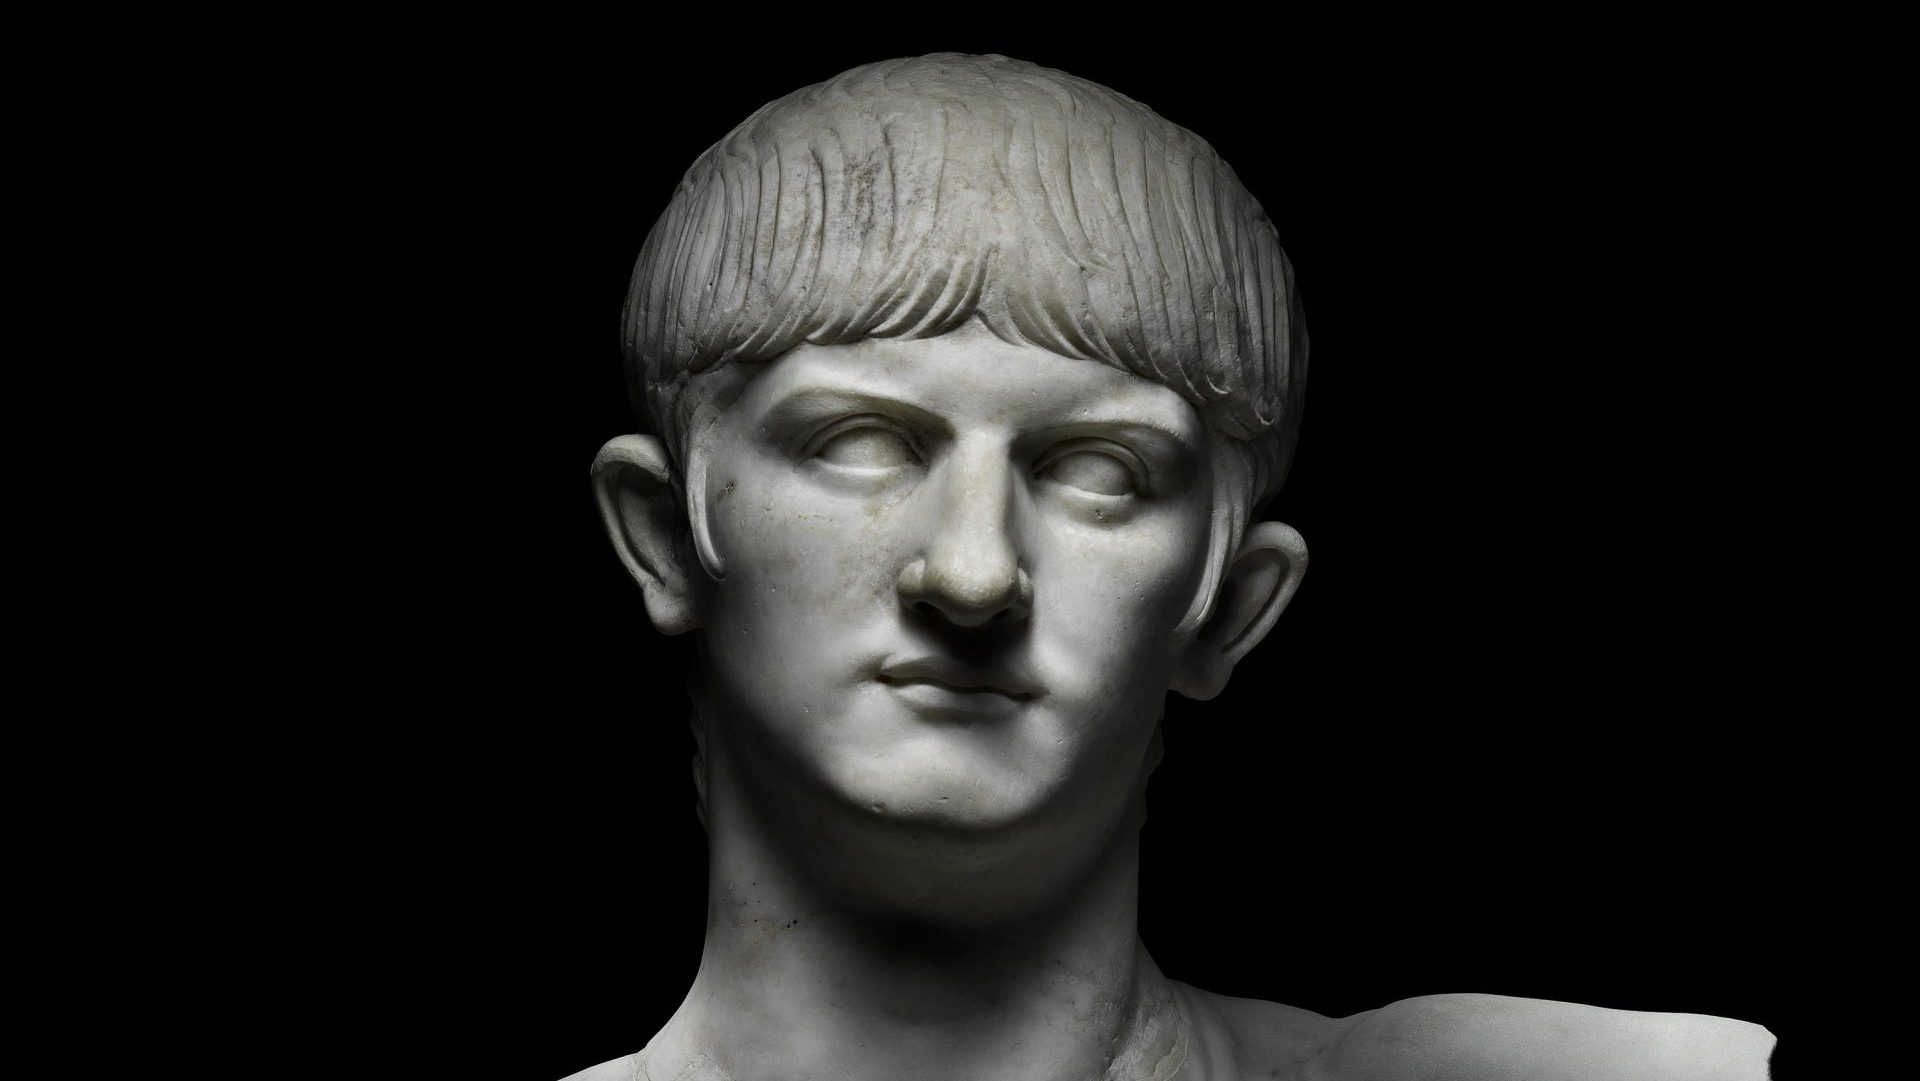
(797, 413, 922, 462)
(1033, 438, 1149, 492)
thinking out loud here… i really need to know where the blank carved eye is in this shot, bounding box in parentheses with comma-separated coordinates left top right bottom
(814, 424, 919, 469)
(1039, 448, 1139, 496)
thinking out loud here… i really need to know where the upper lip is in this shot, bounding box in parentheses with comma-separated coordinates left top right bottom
(875, 657, 1043, 700)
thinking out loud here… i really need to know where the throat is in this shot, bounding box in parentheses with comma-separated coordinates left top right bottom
(645, 943, 1189, 1081)
(643, 800, 1179, 1081)
(649, 710, 1181, 1081)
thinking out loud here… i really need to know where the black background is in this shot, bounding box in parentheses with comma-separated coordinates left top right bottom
(352, 20, 1808, 1079)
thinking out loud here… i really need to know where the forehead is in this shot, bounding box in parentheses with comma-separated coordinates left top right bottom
(728, 322, 1208, 444)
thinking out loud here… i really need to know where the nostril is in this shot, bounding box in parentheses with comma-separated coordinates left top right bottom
(914, 601, 940, 619)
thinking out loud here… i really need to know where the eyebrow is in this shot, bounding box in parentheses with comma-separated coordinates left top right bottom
(753, 383, 1205, 465)
(1036, 418, 1199, 462)
(756, 388, 951, 438)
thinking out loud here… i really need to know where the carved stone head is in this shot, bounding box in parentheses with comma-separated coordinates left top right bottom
(593, 54, 1309, 910)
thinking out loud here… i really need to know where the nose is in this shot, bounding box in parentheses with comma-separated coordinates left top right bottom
(897, 442, 1033, 628)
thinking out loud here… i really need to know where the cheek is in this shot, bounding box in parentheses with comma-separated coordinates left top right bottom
(1033, 510, 1211, 700)
(700, 458, 905, 650)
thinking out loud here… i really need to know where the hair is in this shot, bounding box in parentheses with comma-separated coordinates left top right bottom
(621, 52, 1308, 507)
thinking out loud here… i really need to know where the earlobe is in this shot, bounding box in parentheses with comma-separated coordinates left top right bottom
(591, 434, 701, 635)
(1171, 521, 1308, 700)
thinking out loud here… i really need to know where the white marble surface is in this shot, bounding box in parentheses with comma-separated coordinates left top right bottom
(581, 53, 1774, 1081)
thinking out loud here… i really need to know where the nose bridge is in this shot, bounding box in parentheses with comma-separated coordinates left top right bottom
(910, 434, 1029, 624)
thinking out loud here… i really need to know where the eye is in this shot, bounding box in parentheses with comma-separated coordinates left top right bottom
(811, 420, 920, 470)
(1037, 444, 1141, 496)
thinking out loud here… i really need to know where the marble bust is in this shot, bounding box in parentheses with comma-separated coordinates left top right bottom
(580, 53, 1774, 1081)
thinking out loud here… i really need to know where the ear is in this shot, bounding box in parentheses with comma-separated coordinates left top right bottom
(591, 434, 700, 635)
(1171, 522, 1308, 700)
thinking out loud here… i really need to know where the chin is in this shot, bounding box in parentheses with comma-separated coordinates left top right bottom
(809, 752, 1125, 926)
(824, 736, 1058, 838)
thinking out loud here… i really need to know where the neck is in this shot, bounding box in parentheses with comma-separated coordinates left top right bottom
(644, 749, 1182, 1081)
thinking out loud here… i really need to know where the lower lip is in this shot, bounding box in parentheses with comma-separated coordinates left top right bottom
(877, 678, 1029, 718)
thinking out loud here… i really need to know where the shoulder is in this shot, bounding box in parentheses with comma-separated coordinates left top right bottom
(1167, 982, 1357, 1078)
(1322, 993, 1776, 1081)
(556, 1053, 640, 1081)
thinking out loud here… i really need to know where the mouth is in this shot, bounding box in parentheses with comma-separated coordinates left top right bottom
(874, 658, 1042, 703)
